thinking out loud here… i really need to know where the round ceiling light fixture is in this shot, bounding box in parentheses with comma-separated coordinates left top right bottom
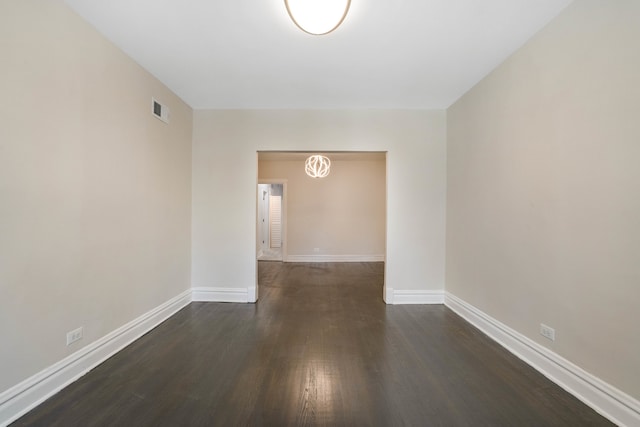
(284, 0, 351, 36)
(305, 155, 331, 178)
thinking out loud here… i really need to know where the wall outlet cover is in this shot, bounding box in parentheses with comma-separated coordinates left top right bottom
(540, 324, 555, 341)
(66, 327, 83, 346)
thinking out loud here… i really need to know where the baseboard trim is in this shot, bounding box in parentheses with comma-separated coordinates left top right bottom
(445, 292, 640, 427)
(192, 287, 249, 303)
(385, 288, 444, 305)
(285, 254, 385, 263)
(384, 286, 394, 304)
(0, 289, 192, 427)
(247, 286, 257, 303)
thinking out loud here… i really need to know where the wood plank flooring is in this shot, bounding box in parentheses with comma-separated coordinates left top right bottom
(13, 262, 614, 426)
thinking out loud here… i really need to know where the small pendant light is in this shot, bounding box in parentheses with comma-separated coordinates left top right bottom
(305, 155, 331, 178)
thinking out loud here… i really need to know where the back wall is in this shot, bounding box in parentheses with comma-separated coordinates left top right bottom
(259, 153, 386, 261)
(192, 110, 446, 303)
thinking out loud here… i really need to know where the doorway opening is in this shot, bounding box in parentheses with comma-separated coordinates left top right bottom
(257, 182, 285, 261)
(256, 151, 387, 301)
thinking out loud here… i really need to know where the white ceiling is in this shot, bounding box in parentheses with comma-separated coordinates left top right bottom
(64, 0, 572, 110)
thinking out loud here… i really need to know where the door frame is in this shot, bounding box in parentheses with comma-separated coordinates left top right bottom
(256, 183, 271, 258)
(255, 179, 288, 299)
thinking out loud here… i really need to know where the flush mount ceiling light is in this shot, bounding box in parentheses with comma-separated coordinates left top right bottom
(285, 0, 351, 35)
(305, 155, 331, 178)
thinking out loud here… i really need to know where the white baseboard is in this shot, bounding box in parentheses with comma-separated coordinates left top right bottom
(384, 286, 394, 304)
(191, 286, 250, 303)
(247, 286, 257, 303)
(285, 254, 385, 263)
(385, 288, 444, 305)
(445, 292, 640, 427)
(0, 289, 192, 427)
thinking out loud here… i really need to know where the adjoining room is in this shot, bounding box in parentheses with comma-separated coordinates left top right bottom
(257, 151, 386, 265)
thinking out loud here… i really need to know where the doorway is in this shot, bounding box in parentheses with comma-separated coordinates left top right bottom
(257, 182, 286, 261)
(256, 151, 387, 303)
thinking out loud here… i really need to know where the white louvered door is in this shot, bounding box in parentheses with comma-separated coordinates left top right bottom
(269, 195, 282, 248)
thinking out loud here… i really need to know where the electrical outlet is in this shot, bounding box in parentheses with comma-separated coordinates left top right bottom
(313, 247, 320, 253)
(540, 324, 555, 341)
(66, 327, 83, 346)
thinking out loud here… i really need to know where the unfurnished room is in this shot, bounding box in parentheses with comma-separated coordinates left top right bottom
(1, 1, 639, 426)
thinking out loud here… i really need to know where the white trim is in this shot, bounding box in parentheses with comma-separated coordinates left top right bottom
(0, 289, 192, 427)
(384, 286, 394, 304)
(385, 289, 444, 305)
(247, 286, 257, 303)
(285, 254, 385, 263)
(445, 292, 640, 427)
(191, 287, 249, 303)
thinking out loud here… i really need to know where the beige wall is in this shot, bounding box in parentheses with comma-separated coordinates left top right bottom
(192, 110, 446, 300)
(0, 1, 192, 392)
(447, 0, 640, 400)
(259, 154, 386, 258)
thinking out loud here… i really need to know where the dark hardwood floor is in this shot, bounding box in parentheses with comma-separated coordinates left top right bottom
(13, 262, 614, 426)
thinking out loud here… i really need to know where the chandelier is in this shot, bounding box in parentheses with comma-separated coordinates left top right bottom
(305, 155, 331, 178)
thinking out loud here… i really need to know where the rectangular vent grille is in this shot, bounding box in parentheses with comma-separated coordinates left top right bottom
(152, 98, 169, 123)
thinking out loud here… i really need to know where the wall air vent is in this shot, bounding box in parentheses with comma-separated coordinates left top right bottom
(152, 98, 169, 124)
